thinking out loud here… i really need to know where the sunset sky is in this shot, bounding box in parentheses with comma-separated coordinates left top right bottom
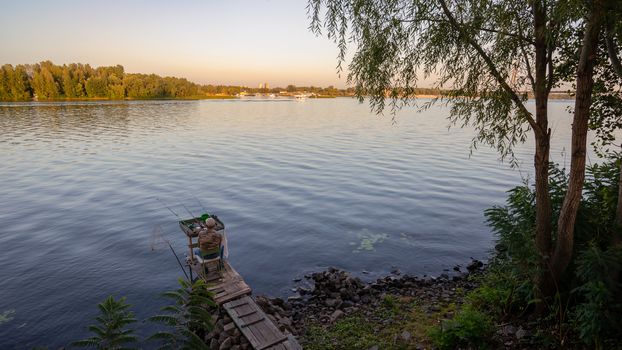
(0, 0, 349, 87)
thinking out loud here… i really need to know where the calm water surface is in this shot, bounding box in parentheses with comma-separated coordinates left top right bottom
(0, 98, 585, 347)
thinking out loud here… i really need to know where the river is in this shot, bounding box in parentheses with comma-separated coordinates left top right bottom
(0, 98, 585, 347)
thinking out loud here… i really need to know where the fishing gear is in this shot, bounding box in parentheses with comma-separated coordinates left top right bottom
(167, 240, 190, 281)
(156, 197, 182, 220)
(193, 196, 209, 214)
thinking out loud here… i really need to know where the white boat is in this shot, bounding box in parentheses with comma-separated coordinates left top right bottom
(293, 94, 307, 101)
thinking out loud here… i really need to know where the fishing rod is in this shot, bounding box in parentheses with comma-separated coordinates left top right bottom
(193, 196, 208, 214)
(156, 197, 183, 220)
(181, 203, 196, 219)
(166, 239, 190, 281)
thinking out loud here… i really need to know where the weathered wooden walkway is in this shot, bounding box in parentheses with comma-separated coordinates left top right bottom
(224, 296, 302, 350)
(189, 260, 302, 350)
(189, 259, 252, 305)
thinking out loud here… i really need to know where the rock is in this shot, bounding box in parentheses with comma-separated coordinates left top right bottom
(515, 327, 528, 339)
(219, 337, 233, 350)
(287, 295, 302, 302)
(279, 317, 293, 327)
(230, 346, 241, 350)
(400, 330, 412, 342)
(502, 325, 517, 336)
(325, 298, 339, 307)
(466, 259, 483, 272)
(453, 265, 461, 271)
(210, 338, 219, 350)
(330, 309, 344, 322)
(293, 278, 302, 282)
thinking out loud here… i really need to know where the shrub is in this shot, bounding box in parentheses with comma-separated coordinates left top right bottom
(429, 306, 493, 349)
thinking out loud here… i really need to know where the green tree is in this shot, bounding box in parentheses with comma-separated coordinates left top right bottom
(309, 0, 611, 304)
(85, 77, 108, 98)
(32, 64, 60, 100)
(72, 295, 138, 350)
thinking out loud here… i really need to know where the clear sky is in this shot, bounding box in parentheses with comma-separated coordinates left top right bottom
(0, 0, 348, 87)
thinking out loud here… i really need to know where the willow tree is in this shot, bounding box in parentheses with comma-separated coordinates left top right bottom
(309, 0, 608, 301)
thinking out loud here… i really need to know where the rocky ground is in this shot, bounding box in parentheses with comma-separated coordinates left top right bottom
(206, 259, 541, 349)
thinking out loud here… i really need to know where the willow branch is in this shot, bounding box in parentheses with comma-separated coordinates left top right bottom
(606, 23, 622, 79)
(399, 16, 535, 45)
(437, 0, 540, 134)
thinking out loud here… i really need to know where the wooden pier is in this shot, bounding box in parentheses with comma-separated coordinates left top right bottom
(188, 259, 302, 350)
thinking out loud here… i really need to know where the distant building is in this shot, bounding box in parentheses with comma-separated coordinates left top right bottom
(264, 82, 269, 89)
(258, 83, 264, 89)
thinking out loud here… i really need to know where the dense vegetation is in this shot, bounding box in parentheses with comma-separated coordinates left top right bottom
(0, 61, 208, 101)
(74, 279, 214, 350)
(0, 61, 366, 101)
(311, 0, 622, 347)
(429, 161, 622, 348)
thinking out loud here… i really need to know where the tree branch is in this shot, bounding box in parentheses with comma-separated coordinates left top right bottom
(437, 0, 540, 134)
(516, 14, 536, 92)
(399, 16, 535, 45)
(605, 22, 622, 79)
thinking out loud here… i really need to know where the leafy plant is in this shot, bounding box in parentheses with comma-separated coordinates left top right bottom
(72, 296, 137, 349)
(571, 244, 622, 348)
(148, 278, 215, 350)
(429, 306, 493, 349)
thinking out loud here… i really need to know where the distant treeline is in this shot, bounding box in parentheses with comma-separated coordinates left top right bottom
(0, 61, 462, 101)
(3, 61, 568, 102)
(0, 61, 208, 101)
(0, 61, 357, 101)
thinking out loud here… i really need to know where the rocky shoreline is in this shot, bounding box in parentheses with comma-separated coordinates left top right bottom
(203, 259, 490, 349)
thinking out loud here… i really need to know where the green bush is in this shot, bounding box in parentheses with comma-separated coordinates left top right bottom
(571, 244, 622, 348)
(484, 160, 622, 347)
(429, 306, 493, 349)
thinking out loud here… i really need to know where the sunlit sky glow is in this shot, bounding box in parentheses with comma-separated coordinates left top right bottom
(0, 0, 351, 87)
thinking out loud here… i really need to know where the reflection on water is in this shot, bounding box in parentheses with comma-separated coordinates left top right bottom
(0, 98, 584, 348)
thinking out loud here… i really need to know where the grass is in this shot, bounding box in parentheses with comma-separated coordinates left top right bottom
(302, 295, 448, 350)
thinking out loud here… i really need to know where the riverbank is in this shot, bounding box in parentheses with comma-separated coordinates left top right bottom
(254, 261, 489, 349)
(247, 260, 567, 350)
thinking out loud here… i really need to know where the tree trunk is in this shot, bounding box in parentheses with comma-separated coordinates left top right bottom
(532, 0, 553, 306)
(549, 3, 604, 285)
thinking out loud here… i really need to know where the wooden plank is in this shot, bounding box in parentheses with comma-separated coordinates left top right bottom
(238, 309, 258, 318)
(241, 316, 266, 328)
(227, 297, 250, 308)
(225, 297, 262, 348)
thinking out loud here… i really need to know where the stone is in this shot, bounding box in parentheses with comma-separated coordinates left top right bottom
(210, 338, 219, 350)
(466, 259, 483, 272)
(400, 330, 411, 342)
(325, 298, 338, 307)
(502, 325, 517, 336)
(287, 295, 302, 302)
(515, 327, 528, 339)
(279, 317, 293, 327)
(330, 309, 344, 322)
(219, 337, 233, 350)
(223, 322, 236, 333)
